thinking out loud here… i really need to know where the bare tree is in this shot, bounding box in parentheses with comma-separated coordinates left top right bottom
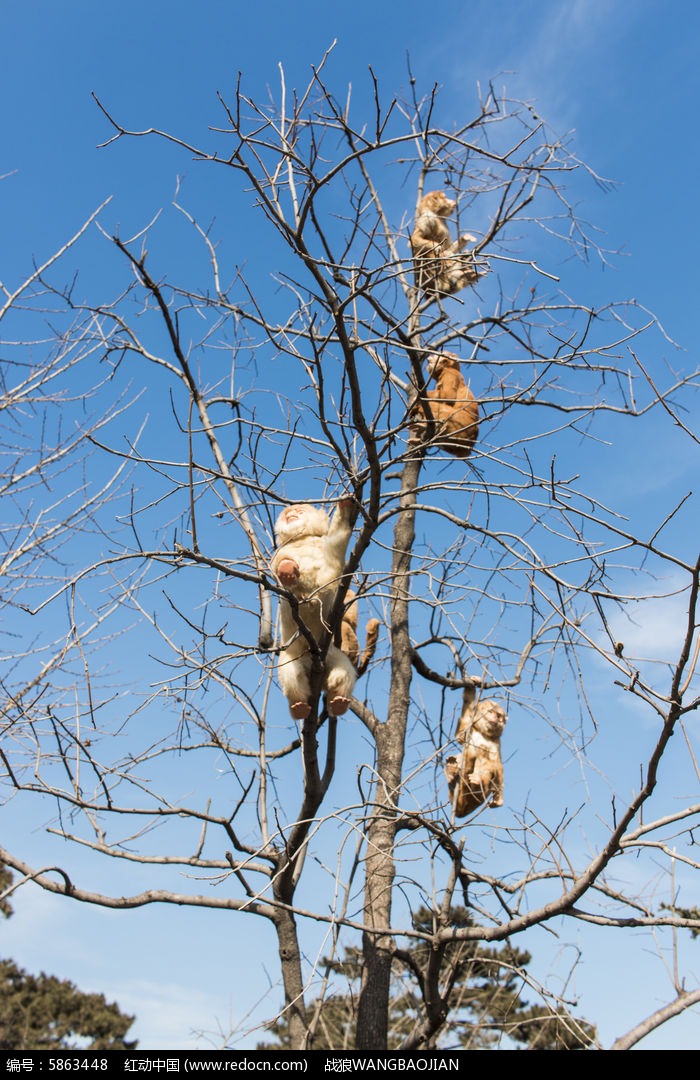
(1, 54, 699, 1051)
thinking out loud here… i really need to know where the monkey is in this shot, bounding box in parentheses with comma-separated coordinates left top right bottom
(411, 353, 479, 459)
(410, 190, 480, 297)
(444, 699, 507, 817)
(270, 499, 358, 720)
(340, 588, 381, 677)
(340, 588, 361, 667)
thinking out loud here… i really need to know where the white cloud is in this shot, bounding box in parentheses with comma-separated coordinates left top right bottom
(610, 592, 691, 662)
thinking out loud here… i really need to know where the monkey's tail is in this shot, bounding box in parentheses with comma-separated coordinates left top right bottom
(356, 618, 380, 677)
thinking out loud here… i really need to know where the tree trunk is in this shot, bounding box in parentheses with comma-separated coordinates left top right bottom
(356, 454, 422, 1051)
(273, 906, 309, 1049)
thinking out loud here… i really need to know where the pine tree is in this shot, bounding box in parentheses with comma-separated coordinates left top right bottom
(0, 865, 136, 1051)
(259, 907, 595, 1051)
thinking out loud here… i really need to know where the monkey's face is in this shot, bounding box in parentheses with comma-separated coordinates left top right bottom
(474, 703, 507, 739)
(275, 504, 330, 544)
(426, 352, 459, 380)
(421, 191, 456, 218)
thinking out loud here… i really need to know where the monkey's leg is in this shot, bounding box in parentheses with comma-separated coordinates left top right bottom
(278, 651, 312, 720)
(468, 761, 503, 807)
(325, 646, 357, 716)
(491, 763, 504, 807)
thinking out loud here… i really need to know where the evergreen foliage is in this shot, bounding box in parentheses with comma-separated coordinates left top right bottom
(260, 907, 595, 1051)
(0, 865, 136, 1051)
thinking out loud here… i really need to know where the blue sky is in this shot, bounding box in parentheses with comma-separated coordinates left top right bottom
(2, 0, 700, 1052)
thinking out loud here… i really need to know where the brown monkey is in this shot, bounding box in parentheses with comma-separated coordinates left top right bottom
(444, 700, 507, 817)
(410, 190, 480, 296)
(411, 353, 479, 458)
(339, 587, 360, 667)
(340, 588, 381, 676)
(271, 500, 357, 719)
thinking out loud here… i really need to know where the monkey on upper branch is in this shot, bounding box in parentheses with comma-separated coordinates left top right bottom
(444, 699, 507, 817)
(270, 499, 358, 720)
(410, 190, 481, 297)
(411, 353, 479, 459)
